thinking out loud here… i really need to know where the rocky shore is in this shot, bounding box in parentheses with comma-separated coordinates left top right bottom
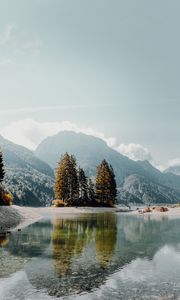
(0, 206, 22, 233)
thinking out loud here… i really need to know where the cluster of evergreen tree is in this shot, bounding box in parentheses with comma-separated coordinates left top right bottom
(0, 149, 13, 205)
(54, 153, 117, 207)
(0, 149, 5, 205)
(0, 149, 5, 184)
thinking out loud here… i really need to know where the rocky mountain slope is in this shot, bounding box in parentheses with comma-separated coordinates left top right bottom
(119, 174, 180, 204)
(0, 136, 54, 206)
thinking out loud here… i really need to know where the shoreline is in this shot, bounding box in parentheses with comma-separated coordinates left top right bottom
(0, 205, 129, 233)
(1, 205, 180, 233)
(130, 206, 180, 220)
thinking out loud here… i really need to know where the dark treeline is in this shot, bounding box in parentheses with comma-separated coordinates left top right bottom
(0, 149, 13, 206)
(0, 149, 5, 205)
(0, 149, 5, 185)
(54, 153, 117, 207)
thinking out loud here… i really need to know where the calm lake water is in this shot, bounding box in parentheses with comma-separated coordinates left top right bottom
(1, 212, 180, 299)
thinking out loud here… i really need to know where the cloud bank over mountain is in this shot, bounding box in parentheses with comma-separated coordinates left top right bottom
(0, 118, 179, 171)
(0, 119, 116, 150)
(116, 143, 152, 162)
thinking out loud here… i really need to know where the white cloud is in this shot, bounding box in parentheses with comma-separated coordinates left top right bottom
(0, 119, 117, 150)
(116, 143, 152, 162)
(1, 118, 178, 172)
(153, 158, 180, 172)
(0, 118, 154, 165)
(167, 158, 180, 168)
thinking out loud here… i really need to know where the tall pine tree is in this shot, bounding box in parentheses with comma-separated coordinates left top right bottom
(0, 149, 5, 184)
(87, 178, 96, 206)
(77, 167, 88, 205)
(54, 153, 78, 206)
(109, 165, 117, 203)
(96, 160, 117, 207)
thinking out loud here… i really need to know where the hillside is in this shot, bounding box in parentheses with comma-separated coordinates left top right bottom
(1, 131, 179, 206)
(119, 174, 180, 204)
(35, 131, 145, 185)
(164, 165, 180, 176)
(35, 131, 180, 204)
(0, 136, 54, 206)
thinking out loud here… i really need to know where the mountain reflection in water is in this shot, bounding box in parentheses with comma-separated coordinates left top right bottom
(1, 213, 180, 299)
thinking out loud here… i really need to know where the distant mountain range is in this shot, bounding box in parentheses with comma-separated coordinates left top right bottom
(164, 165, 180, 176)
(1, 131, 180, 206)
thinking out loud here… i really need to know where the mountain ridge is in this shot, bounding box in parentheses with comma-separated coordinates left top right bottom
(1, 131, 180, 205)
(0, 135, 54, 206)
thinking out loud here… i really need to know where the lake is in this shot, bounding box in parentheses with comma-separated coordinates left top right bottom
(1, 212, 180, 299)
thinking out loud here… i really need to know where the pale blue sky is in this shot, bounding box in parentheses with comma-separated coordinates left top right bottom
(0, 0, 179, 166)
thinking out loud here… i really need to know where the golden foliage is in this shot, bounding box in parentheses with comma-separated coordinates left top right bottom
(95, 213, 117, 268)
(0, 191, 13, 206)
(54, 153, 78, 206)
(52, 199, 65, 207)
(96, 160, 117, 207)
(51, 214, 117, 276)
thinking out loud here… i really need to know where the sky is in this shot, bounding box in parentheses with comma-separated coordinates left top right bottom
(0, 0, 179, 170)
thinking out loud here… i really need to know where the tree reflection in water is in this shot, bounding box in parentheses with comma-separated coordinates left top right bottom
(51, 213, 117, 277)
(0, 233, 8, 247)
(3, 213, 180, 298)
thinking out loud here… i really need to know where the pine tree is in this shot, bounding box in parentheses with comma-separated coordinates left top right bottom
(109, 165, 117, 203)
(87, 178, 96, 206)
(0, 149, 5, 204)
(77, 167, 88, 205)
(95, 160, 117, 207)
(0, 149, 5, 184)
(54, 153, 78, 206)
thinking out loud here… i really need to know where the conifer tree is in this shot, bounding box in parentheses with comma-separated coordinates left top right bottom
(0, 149, 5, 184)
(87, 178, 96, 206)
(54, 153, 78, 206)
(77, 167, 88, 204)
(109, 165, 117, 203)
(95, 160, 117, 207)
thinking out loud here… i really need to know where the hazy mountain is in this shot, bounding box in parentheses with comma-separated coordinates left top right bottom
(0, 136, 54, 206)
(1, 130, 180, 206)
(137, 160, 180, 193)
(35, 131, 146, 185)
(164, 165, 180, 176)
(35, 131, 180, 204)
(119, 174, 180, 204)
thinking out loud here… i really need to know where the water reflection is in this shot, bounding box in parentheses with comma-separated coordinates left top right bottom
(0, 233, 8, 247)
(95, 213, 117, 268)
(6, 221, 52, 258)
(52, 213, 117, 276)
(1, 213, 180, 298)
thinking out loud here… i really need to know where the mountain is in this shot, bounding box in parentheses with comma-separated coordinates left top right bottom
(164, 165, 180, 176)
(35, 131, 146, 185)
(119, 174, 180, 204)
(136, 160, 180, 193)
(35, 131, 180, 204)
(0, 136, 54, 206)
(1, 130, 179, 206)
